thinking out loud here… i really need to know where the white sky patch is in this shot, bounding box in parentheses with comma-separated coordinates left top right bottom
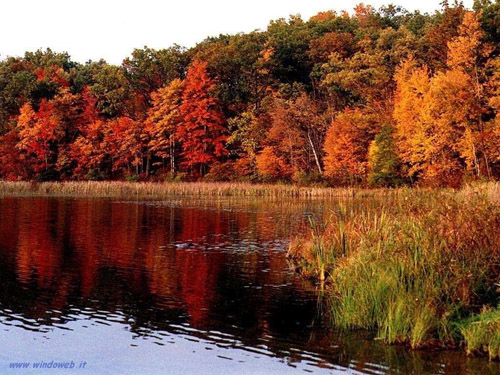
(1, 0, 473, 65)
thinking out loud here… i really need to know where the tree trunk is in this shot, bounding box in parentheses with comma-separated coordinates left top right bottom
(307, 131, 322, 174)
(170, 137, 176, 174)
(146, 153, 151, 176)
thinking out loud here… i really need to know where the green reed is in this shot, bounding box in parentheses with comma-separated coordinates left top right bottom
(459, 306, 500, 360)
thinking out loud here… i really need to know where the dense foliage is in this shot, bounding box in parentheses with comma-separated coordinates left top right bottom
(1, 1, 500, 186)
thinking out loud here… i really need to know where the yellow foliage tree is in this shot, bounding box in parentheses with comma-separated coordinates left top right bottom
(145, 78, 185, 174)
(394, 12, 497, 185)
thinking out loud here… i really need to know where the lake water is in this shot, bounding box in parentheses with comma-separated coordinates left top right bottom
(0, 197, 498, 375)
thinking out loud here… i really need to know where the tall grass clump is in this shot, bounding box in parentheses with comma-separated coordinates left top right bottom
(288, 184, 500, 356)
(288, 215, 338, 282)
(459, 306, 500, 360)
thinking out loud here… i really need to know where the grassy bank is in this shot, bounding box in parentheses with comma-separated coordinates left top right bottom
(0, 180, 407, 199)
(288, 183, 500, 359)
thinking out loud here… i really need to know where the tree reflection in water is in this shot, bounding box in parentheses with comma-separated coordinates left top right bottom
(0, 197, 498, 375)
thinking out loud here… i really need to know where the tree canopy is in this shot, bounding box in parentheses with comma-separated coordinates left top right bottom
(1, 2, 500, 186)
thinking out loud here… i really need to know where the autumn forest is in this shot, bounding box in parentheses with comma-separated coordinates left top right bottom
(1, 1, 500, 187)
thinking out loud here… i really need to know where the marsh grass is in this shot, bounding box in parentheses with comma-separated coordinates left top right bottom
(0, 181, 403, 199)
(288, 183, 500, 357)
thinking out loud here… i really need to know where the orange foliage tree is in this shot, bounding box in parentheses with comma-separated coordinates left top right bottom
(255, 146, 290, 180)
(16, 99, 64, 178)
(67, 89, 111, 179)
(69, 119, 110, 179)
(107, 117, 147, 176)
(323, 109, 380, 184)
(256, 93, 328, 180)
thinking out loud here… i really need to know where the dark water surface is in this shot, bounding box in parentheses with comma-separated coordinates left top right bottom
(0, 197, 498, 375)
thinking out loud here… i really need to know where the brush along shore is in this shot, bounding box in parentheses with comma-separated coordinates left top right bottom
(288, 183, 500, 359)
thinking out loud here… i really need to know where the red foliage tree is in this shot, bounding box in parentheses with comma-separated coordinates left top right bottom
(176, 60, 227, 176)
(0, 130, 26, 180)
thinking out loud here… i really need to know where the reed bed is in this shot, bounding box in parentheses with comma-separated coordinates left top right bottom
(288, 183, 500, 358)
(0, 180, 407, 199)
